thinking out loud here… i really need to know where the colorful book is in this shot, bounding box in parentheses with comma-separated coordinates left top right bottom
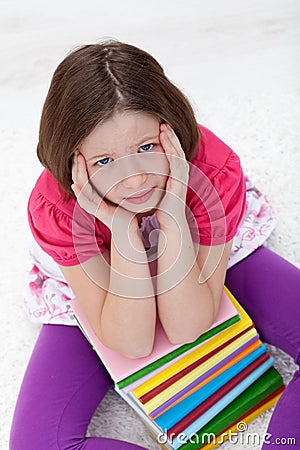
(178, 367, 284, 449)
(150, 336, 261, 419)
(153, 345, 270, 431)
(135, 328, 258, 411)
(71, 287, 285, 450)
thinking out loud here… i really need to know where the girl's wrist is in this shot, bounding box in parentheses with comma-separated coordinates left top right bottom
(111, 215, 146, 255)
(110, 213, 139, 234)
(158, 209, 187, 232)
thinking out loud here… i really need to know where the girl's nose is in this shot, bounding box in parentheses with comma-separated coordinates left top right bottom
(121, 172, 147, 190)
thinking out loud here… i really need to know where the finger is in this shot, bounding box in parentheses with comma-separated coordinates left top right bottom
(71, 153, 95, 204)
(160, 134, 186, 183)
(71, 150, 79, 184)
(160, 124, 186, 159)
(161, 131, 188, 177)
(76, 153, 90, 189)
(72, 179, 101, 217)
(160, 125, 176, 156)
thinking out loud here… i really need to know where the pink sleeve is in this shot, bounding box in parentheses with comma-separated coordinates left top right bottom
(187, 151, 246, 246)
(28, 190, 108, 266)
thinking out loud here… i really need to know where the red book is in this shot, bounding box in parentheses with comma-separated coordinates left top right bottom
(140, 325, 254, 404)
(167, 352, 269, 438)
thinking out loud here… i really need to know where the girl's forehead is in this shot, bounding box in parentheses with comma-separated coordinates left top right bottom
(81, 112, 160, 156)
(95, 111, 159, 135)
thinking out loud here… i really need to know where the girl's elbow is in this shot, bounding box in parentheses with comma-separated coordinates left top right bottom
(167, 332, 199, 346)
(122, 343, 154, 359)
(167, 320, 214, 346)
(104, 335, 154, 359)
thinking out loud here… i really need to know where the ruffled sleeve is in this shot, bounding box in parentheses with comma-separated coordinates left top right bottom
(186, 132, 246, 246)
(213, 151, 246, 243)
(28, 186, 110, 266)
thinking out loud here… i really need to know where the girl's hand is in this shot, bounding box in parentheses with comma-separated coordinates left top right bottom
(156, 123, 190, 229)
(71, 151, 139, 233)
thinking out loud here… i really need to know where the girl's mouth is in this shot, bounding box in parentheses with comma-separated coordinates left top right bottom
(124, 187, 155, 204)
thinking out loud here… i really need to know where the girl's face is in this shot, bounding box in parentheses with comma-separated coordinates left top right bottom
(79, 111, 169, 213)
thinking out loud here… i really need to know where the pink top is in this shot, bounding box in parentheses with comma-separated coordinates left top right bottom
(28, 124, 246, 266)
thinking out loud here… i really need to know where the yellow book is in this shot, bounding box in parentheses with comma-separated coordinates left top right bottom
(151, 338, 262, 419)
(141, 328, 257, 414)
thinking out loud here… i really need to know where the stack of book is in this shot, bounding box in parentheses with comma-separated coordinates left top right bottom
(71, 287, 284, 449)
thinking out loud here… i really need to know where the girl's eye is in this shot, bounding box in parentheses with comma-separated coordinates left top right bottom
(96, 157, 113, 166)
(139, 143, 154, 153)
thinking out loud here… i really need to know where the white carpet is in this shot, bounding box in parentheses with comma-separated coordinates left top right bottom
(0, 1, 299, 449)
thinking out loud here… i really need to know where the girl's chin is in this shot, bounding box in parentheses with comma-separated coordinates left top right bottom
(122, 203, 157, 214)
(103, 196, 157, 214)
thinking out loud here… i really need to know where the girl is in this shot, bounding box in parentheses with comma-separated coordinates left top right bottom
(10, 41, 299, 449)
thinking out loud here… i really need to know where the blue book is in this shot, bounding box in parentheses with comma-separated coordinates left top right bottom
(171, 357, 274, 449)
(155, 344, 267, 430)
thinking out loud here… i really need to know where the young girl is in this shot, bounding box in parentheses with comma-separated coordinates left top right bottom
(10, 41, 299, 449)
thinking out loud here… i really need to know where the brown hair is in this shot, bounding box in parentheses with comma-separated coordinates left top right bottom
(37, 40, 200, 197)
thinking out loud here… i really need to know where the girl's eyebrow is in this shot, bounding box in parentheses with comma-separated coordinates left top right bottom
(87, 152, 111, 162)
(87, 135, 159, 162)
(135, 134, 158, 146)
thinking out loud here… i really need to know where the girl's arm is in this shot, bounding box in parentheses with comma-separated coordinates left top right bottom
(59, 224, 156, 359)
(100, 219, 156, 358)
(156, 123, 232, 344)
(156, 217, 232, 344)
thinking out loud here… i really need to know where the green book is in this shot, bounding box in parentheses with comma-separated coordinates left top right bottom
(179, 367, 284, 449)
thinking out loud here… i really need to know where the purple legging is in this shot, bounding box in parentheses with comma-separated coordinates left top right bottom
(226, 246, 300, 449)
(10, 246, 300, 449)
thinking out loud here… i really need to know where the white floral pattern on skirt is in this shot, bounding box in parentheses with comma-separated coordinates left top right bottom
(227, 176, 277, 268)
(23, 176, 276, 325)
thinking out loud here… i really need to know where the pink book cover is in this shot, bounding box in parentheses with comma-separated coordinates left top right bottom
(70, 289, 238, 383)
